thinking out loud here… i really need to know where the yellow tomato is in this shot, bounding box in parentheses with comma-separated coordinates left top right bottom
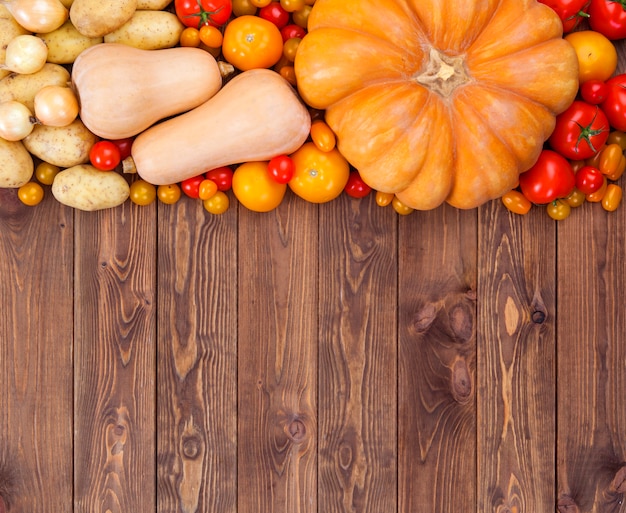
(564, 30, 617, 83)
(35, 162, 60, 185)
(222, 15, 283, 70)
(129, 179, 157, 206)
(203, 190, 230, 214)
(280, 0, 305, 12)
(288, 142, 350, 203)
(232, 161, 286, 212)
(157, 184, 182, 205)
(392, 196, 414, 215)
(199, 25, 223, 48)
(232, 0, 258, 15)
(18, 181, 44, 206)
(375, 191, 394, 207)
(180, 27, 200, 47)
(249, 0, 271, 6)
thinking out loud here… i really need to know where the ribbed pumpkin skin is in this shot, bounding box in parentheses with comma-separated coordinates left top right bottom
(294, 0, 580, 209)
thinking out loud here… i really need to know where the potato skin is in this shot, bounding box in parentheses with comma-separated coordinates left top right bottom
(37, 20, 103, 64)
(0, 138, 34, 188)
(23, 119, 98, 168)
(104, 11, 185, 50)
(52, 165, 130, 211)
(136, 0, 171, 8)
(70, 0, 138, 38)
(0, 63, 71, 112)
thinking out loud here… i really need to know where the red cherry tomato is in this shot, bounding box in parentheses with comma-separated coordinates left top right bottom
(205, 166, 234, 191)
(175, 0, 232, 28)
(344, 170, 372, 198)
(518, 150, 576, 204)
(280, 24, 306, 42)
(267, 154, 295, 184)
(575, 165, 605, 195)
(89, 141, 121, 171)
(181, 175, 205, 198)
(110, 137, 134, 160)
(580, 79, 609, 105)
(258, 1, 289, 28)
(588, 0, 626, 40)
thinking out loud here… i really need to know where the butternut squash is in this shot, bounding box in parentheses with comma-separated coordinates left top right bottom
(71, 43, 222, 139)
(132, 68, 311, 185)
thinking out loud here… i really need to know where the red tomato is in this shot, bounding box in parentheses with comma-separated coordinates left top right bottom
(205, 166, 234, 191)
(258, 1, 289, 28)
(280, 24, 306, 42)
(588, 0, 626, 40)
(181, 175, 205, 198)
(175, 0, 232, 28)
(518, 150, 576, 204)
(110, 137, 134, 160)
(601, 74, 626, 131)
(267, 154, 294, 184)
(575, 165, 605, 195)
(537, 0, 590, 32)
(344, 171, 372, 198)
(580, 79, 609, 105)
(90, 141, 121, 171)
(548, 101, 610, 160)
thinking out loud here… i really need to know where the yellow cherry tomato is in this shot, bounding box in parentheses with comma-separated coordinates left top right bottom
(232, 161, 286, 212)
(35, 161, 60, 185)
(602, 184, 622, 212)
(564, 30, 617, 83)
(250, 0, 271, 6)
(222, 15, 283, 70)
(180, 27, 200, 47)
(546, 199, 571, 220)
(199, 24, 223, 48)
(375, 191, 394, 207)
(232, 0, 258, 15)
(157, 184, 182, 205)
(501, 190, 532, 215)
(288, 142, 350, 203)
(198, 179, 218, 200)
(606, 130, 626, 151)
(282, 37, 300, 62)
(280, 0, 305, 12)
(310, 119, 336, 152)
(129, 179, 157, 206)
(598, 143, 626, 181)
(392, 196, 414, 215)
(203, 190, 230, 214)
(18, 181, 44, 206)
(278, 65, 296, 86)
(565, 188, 586, 208)
(292, 5, 312, 28)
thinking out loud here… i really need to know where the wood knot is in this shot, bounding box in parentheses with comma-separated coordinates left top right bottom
(182, 436, 202, 460)
(610, 465, 626, 493)
(450, 358, 473, 404)
(531, 310, 546, 324)
(557, 495, 579, 513)
(448, 302, 473, 342)
(286, 419, 307, 443)
(411, 303, 437, 333)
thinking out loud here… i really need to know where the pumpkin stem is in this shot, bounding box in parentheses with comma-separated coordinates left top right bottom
(415, 47, 469, 97)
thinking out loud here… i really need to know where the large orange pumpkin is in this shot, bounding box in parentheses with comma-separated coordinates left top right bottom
(294, 0, 580, 209)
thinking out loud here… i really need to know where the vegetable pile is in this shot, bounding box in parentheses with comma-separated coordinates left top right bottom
(0, 0, 625, 220)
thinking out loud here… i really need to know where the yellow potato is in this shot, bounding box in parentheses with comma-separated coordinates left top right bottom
(104, 10, 185, 50)
(37, 20, 103, 64)
(1, 5, 31, 81)
(0, 63, 71, 112)
(136, 0, 171, 9)
(52, 164, 130, 211)
(23, 119, 98, 168)
(0, 137, 34, 188)
(70, 0, 137, 38)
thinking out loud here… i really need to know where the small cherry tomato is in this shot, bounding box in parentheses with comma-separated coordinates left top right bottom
(90, 140, 121, 171)
(180, 26, 201, 46)
(292, 4, 312, 28)
(282, 37, 301, 62)
(17, 181, 44, 206)
(601, 184, 623, 211)
(344, 170, 372, 198)
(157, 184, 182, 204)
(280, 0, 304, 11)
(181, 175, 205, 198)
(110, 137, 134, 160)
(575, 165, 605, 195)
(586, 176, 608, 202)
(565, 188, 586, 207)
(258, 1, 289, 28)
(232, 0, 257, 15)
(129, 179, 157, 206)
(232, 161, 287, 212)
(280, 24, 306, 42)
(199, 24, 223, 48)
(501, 190, 532, 214)
(267, 154, 295, 183)
(580, 79, 609, 105)
(310, 119, 336, 152)
(375, 191, 394, 207)
(198, 179, 218, 200)
(278, 65, 296, 85)
(205, 166, 234, 191)
(203, 190, 230, 214)
(606, 130, 626, 150)
(250, 0, 271, 6)
(546, 199, 571, 220)
(222, 15, 284, 70)
(598, 143, 625, 180)
(34, 161, 60, 185)
(392, 196, 414, 215)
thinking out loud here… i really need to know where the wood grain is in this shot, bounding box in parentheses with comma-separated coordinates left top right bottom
(477, 202, 557, 513)
(237, 194, 318, 513)
(398, 205, 477, 513)
(73, 203, 157, 513)
(0, 190, 73, 512)
(318, 195, 398, 513)
(156, 198, 238, 513)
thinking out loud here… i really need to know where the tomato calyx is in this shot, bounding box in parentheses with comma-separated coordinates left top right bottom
(573, 106, 608, 155)
(186, 0, 227, 28)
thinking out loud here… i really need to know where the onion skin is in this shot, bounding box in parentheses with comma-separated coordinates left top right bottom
(3, 0, 69, 33)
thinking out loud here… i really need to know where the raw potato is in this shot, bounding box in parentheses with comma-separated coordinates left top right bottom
(23, 119, 98, 167)
(1, 6, 31, 81)
(0, 63, 71, 112)
(104, 10, 185, 50)
(37, 20, 103, 64)
(70, 0, 137, 38)
(0, 137, 34, 188)
(136, 0, 171, 8)
(52, 164, 130, 211)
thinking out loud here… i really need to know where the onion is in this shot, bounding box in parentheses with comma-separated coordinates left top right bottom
(3, 34, 48, 74)
(0, 100, 36, 141)
(1, 0, 68, 33)
(34, 85, 79, 127)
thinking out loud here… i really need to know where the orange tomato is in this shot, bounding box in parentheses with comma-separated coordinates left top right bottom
(250, 0, 271, 6)
(157, 184, 182, 205)
(288, 142, 350, 203)
(203, 190, 230, 214)
(17, 181, 44, 206)
(375, 191, 394, 207)
(222, 15, 283, 70)
(309, 119, 336, 152)
(199, 24, 223, 48)
(198, 179, 218, 200)
(564, 30, 617, 83)
(129, 179, 157, 206)
(501, 190, 531, 215)
(586, 176, 608, 202)
(598, 143, 626, 181)
(180, 27, 201, 47)
(232, 161, 286, 212)
(232, 0, 258, 15)
(34, 162, 60, 185)
(601, 184, 622, 212)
